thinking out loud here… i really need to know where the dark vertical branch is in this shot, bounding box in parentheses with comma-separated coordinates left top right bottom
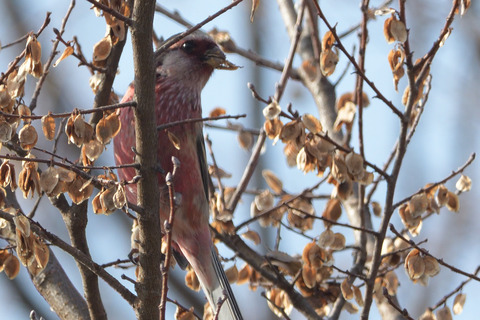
(129, 0, 162, 319)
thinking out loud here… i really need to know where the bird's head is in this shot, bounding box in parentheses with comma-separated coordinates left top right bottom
(155, 33, 237, 90)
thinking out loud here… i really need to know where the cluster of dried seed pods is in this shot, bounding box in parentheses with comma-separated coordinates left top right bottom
(398, 176, 469, 237)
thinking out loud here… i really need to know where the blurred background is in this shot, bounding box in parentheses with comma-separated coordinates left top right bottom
(0, 0, 478, 319)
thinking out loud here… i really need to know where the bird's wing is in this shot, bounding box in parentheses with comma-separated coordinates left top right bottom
(196, 133, 209, 201)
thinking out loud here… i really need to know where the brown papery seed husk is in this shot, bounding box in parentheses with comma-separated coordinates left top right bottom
(41, 113, 56, 140)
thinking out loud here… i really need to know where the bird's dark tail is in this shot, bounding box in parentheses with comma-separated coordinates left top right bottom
(209, 246, 243, 320)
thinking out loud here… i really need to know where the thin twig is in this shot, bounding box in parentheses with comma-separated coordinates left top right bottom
(155, 0, 244, 57)
(2, 101, 136, 120)
(157, 114, 246, 131)
(159, 161, 179, 319)
(85, 0, 133, 25)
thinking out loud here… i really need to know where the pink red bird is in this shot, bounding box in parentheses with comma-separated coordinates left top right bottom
(113, 33, 242, 319)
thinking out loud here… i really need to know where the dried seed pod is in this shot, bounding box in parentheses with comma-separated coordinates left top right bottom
(96, 116, 114, 144)
(105, 112, 121, 138)
(302, 264, 317, 288)
(341, 278, 354, 300)
(436, 306, 453, 320)
(331, 154, 349, 183)
(41, 113, 56, 140)
(262, 169, 283, 194)
(320, 48, 339, 76)
(54, 46, 74, 67)
(408, 193, 428, 218)
(99, 187, 116, 214)
(317, 229, 335, 248)
(82, 139, 104, 165)
(384, 271, 399, 295)
(322, 30, 336, 51)
(40, 166, 59, 196)
(405, 249, 425, 280)
(18, 162, 41, 199)
(237, 130, 253, 150)
(446, 191, 459, 212)
(419, 309, 436, 320)
(0, 120, 12, 143)
(3, 254, 20, 279)
(93, 36, 112, 61)
(455, 174, 471, 192)
(18, 104, 31, 124)
(330, 232, 346, 251)
(423, 256, 440, 277)
(301, 114, 323, 134)
(353, 285, 364, 307)
(241, 230, 261, 245)
(26, 34, 42, 63)
(209, 107, 226, 118)
(384, 15, 407, 43)
(225, 265, 238, 283)
(388, 46, 405, 91)
(185, 269, 200, 291)
(0, 160, 16, 191)
(113, 184, 126, 209)
(254, 189, 274, 211)
(262, 100, 281, 120)
(279, 120, 303, 143)
(371, 201, 382, 217)
(334, 101, 356, 132)
(264, 118, 283, 139)
(33, 236, 49, 270)
(345, 152, 364, 177)
(13, 213, 31, 237)
(19, 124, 38, 150)
(453, 293, 466, 315)
(436, 185, 449, 206)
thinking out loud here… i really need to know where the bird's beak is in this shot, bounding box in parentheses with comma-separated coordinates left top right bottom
(204, 46, 239, 70)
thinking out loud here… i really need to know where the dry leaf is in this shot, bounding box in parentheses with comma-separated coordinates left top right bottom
(53, 46, 74, 67)
(250, 0, 260, 22)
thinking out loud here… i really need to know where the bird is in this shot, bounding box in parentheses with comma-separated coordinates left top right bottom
(113, 32, 243, 319)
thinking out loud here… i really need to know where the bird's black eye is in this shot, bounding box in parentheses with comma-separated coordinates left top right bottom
(181, 40, 196, 53)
